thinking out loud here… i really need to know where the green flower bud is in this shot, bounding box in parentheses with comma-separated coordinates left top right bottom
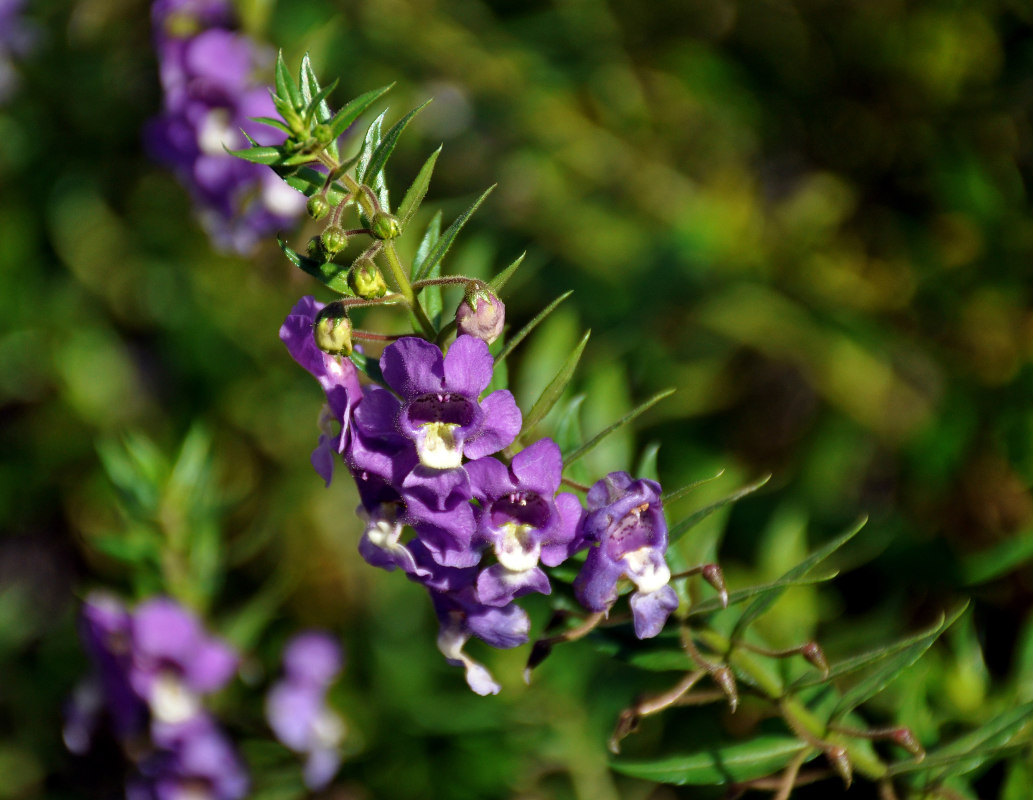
(313, 124, 334, 145)
(455, 288, 505, 345)
(348, 258, 388, 299)
(306, 195, 330, 220)
(320, 226, 348, 255)
(370, 212, 401, 240)
(313, 303, 353, 356)
(306, 236, 325, 260)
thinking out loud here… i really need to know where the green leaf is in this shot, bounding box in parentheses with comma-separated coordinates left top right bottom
(327, 84, 394, 142)
(398, 145, 442, 229)
(563, 388, 674, 467)
(494, 290, 573, 366)
(227, 144, 288, 165)
(356, 111, 389, 214)
(513, 330, 590, 449)
(830, 602, 968, 719)
(349, 350, 384, 384)
(636, 444, 661, 483)
(280, 166, 348, 205)
(276, 238, 352, 295)
(248, 115, 293, 135)
(412, 210, 442, 277)
(668, 474, 772, 546)
(661, 470, 726, 505)
(729, 515, 866, 638)
(685, 570, 839, 619)
(275, 51, 302, 110)
(611, 736, 810, 785)
(553, 395, 587, 456)
(412, 186, 495, 282)
(362, 102, 431, 209)
(488, 252, 526, 293)
(960, 525, 1033, 585)
(303, 78, 339, 126)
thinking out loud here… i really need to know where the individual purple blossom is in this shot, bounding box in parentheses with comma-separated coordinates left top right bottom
(574, 472, 679, 639)
(266, 632, 346, 790)
(147, 0, 305, 253)
(379, 335, 521, 470)
(465, 438, 584, 606)
(280, 297, 363, 487)
(0, 0, 38, 105)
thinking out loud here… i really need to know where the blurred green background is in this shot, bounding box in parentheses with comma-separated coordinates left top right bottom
(4, 0, 1033, 797)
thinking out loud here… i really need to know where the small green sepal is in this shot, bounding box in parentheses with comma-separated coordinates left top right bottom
(348, 258, 388, 299)
(371, 212, 401, 240)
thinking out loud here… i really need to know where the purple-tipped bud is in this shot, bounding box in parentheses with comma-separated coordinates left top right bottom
(701, 563, 728, 609)
(314, 303, 352, 356)
(370, 212, 401, 240)
(891, 727, 924, 759)
(348, 257, 388, 299)
(321, 226, 348, 255)
(802, 641, 829, 678)
(826, 746, 852, 788)
(455, 289, 505, 345)
(306, 195, 330, 220)
(712, 666, 738, 713)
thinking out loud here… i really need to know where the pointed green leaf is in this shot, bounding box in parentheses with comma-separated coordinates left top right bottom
(356, 111, 389, 213)
(275, 51, 302, 109)
(412, 210, 442, 278)
(494, 290, 573, 366)
(553, 395, 587, 455)
(612, 736, 810, 785)
(661, 470, 726, 505)
(280, 166, 348, 205)
(668, 475, 772, 546)
(830, 602, 968, 718)
(398, 145, 442, 228)
(362, 102, 431, 208)
(349, 350, 384, 384)
(327, 84, 394, 142)
(961, 525, 1033, 585)
(303, 78, 339, 126)
(685, 570, 838, 619)
(276, 238, 352, 295)
(636, 444, 661, 483)
(227, 144, 288, 165)
(729, 515, 866, 638)
(488, 251, 526, 293)
(513, 330, 590, 450)
(563, 388, 674, 467)
(248, 116, 293, 135)
(412, 186, 495, 282)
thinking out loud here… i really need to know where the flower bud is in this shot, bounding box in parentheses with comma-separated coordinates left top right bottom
(712, 666, 738, 713)
(306, 195, 330, 220)
(455, 288, 505, 345)
(320, 226, 348, 255)
(348, 258, 388, 299)
(370, 212, 401, 240)
(313, 124, 334, 145)
(313, 303, 353, 356)
(825, 746, 852, 788)
(306, 236, 324, 260)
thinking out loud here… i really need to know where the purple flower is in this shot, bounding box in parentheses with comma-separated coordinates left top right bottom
(147, 0, 305, 253)
(0, 0, 38, 105)
(574, 472, 679, 639)
(380, 335, 521, 470)
(280, 297, 363, 487)
(129, 598, 238, 725)
(465, 438, 584, 606)
(267, 632, 346, 790)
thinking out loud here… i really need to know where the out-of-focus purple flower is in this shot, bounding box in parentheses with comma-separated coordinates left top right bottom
(147, 0, 305, 253)
(280, 297, 364, 486)
(129, 597, 238, 725)
(267, 632, 346, 791)
(0, 0, 38, 105)
(379, 335, 521, 470)
(466, 438, 584, 606)
(574, 472, 678, 639)
(130, 714, 248, 800)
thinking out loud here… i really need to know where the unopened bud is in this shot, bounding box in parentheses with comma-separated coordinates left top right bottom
(313, 123, 334, 145)
(321, 225, 348, 255)
(802, 641, 829, 678)
(370, 212, 401, 240)
(313, 303, 353, 356)
(825, 746, 852, 788)
(456, 288, 505, 345)
(701, 564, 728, 609)
(712, 666, 738, 713)
(891, 727, 924, 759)
(348, 258, 388, 299)
(306, 236, 324, 260)
(306, 195, 330, 220)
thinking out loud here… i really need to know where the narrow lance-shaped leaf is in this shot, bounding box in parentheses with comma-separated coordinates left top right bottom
(830, 602, 968, 719)
(248, 115, 293, 135)
(327, 84, 394, 142)
(398, 145, 442, 228)
(729, 514, 866, 639)
(553, 395, 587, 456)
(226, 144, 287, 165)
(356, 112, 388, 214)
(280, 165, 350, 205)
(277, 238, 352, 295)
(563, 388, 675, 467)
(668, 474, 773, 546)
(412, 210, 442, 278)
(510, 330, 591, 453)
(636, 444, 661, 483)
(611, 736, 811, 786)
(275, 50, 302, 110)
(494, 290, 573, 366)
(362, 101, 432, 207)
(413, 185, 495, 282)
(488, 251, 526, 293)
(683, 569, 839, 619)
(661, 469, 727, 505)
(303, 78, 340, 126)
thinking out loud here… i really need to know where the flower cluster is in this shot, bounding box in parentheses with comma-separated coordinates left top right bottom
(65, 594, 247, 800)
(282, 297, 680, 693)
(146, 0, 305, 253)
(0, 0, 37, 104)
(266, 631, 346, 790)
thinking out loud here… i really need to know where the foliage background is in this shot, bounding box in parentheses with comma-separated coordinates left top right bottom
(3, 0, 1033, 797)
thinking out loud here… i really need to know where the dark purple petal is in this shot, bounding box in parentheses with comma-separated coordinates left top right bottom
(310, 434, 335, 487)
(585, 471, 636, 509)
(540, 492, 585, 567)
(475, 564, 551, 607)
(464, 456, 514, 506)
(573, 546, 625, 612)
(463, 390, 521, 460)
(629, 586, 679, 639)
(380, 337, 445, 398)
(442, 334, 494, 399)
(509, 438, 563, 496)
(465, 599, 531, 649)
